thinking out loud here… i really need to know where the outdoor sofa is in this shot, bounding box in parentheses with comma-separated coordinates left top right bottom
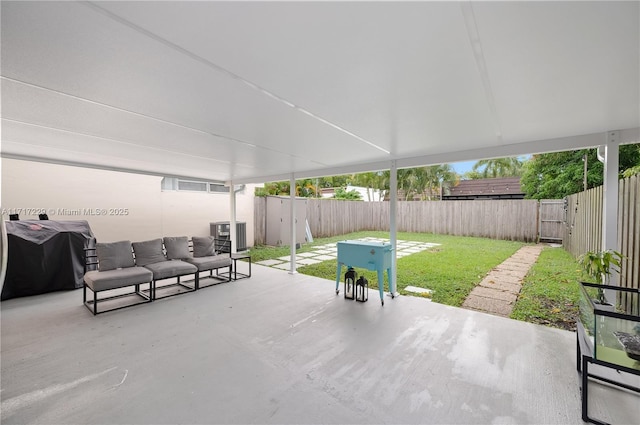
(83, 236, 232, 315)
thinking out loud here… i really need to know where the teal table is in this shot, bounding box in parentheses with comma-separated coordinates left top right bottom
(335, 240, 394, 305)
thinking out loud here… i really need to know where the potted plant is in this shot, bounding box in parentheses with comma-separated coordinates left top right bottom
(578, 249, 623, 305)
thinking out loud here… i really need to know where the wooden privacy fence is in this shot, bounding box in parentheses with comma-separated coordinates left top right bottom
(564, 174, 639, 295)
(254, 195, 267, 246)
(255, 197, 541, 243)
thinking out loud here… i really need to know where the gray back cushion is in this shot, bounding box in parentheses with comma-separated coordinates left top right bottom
(96, 240, 135, 271)
(132, 238, 166, 266)
(164, 236, 191, 260)
(192, 236, 215, 257)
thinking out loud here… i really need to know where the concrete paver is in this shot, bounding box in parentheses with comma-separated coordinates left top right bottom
(470, 285, 518, 302)
(478, 279, 522, 294)
(314, 254, 335, 261)
(296, 258, 322, 265)
(481, 272, 523, 285)
(463, 294, 515, 316)
(463, 244, 544, 317)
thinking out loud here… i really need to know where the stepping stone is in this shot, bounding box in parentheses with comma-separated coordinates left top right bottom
(470, 286, 518, 303)
(403, 248, 423, 253)
(404, 285, 433, 295)
(297, 252, 317, 258)
(484, 271, 522, 283)
(313, 249, 332, 254)
(273, 262, 293, 270)
(462, 294, 514, 317)
(496, 262, 531, 271)
(255, 259, 284, 266)
(296, 258, 322, 265)
(314, 255, 335, 261)
(478, 278, 522, 294)
(489, 268, 528, 280)
(278, 255, 292, 261)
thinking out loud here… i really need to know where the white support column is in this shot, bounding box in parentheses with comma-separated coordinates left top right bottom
(389, 161, 398, 296)
(289, 174, 297, 274)
(602, 131, 620, 293)
(229, 181, 237, 253)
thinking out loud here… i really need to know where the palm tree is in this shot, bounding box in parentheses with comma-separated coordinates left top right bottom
(472, 157, 523, 178)
(397, 168, 418, 200)
(424, 164, 457, 200)
(352, 170, 391, 201)
(351, 172, 378, 201)
(395, 165, 457, 200)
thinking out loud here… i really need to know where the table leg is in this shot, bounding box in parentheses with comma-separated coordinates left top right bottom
(233, 258, 237, 280)
(377, 268, 384, 305)
(387, 267, 395, 297)
(335, 263, 342, 294)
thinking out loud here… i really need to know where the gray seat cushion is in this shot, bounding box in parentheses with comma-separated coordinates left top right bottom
(96, 240, 135, 271)
(164, 236, 192, 260)
(84, 267, 153, 292)
(132, 238, 166, 266)
(144, 260, 198, 280)
(185, 255, 232, 271)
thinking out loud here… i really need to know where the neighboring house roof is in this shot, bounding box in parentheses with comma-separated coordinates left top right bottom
(443, 177, 525, 200)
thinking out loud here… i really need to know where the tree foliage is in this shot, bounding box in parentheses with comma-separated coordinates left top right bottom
(397, 165, 457, 200)
(255, 179, 320, 197)
(256, 165, 460, 200)
(622, 144, 640, 178)
(461, 170, 484, 180)
(333, 187, 362, 200)
(350, 171, 388, 201)
(520, 144, 640, 199)
(471, 157, 523, 178)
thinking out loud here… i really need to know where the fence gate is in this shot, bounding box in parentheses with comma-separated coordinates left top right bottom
(539, 199, 565, 242)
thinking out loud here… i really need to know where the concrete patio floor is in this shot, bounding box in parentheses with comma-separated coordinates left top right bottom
(1, 263, 638, 424)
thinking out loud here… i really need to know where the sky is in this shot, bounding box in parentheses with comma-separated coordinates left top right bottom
(451, 161, 476, 175)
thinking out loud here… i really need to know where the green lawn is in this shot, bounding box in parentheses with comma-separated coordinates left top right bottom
(251, 231, 524, 306)
(251, 232, 587, 329)
(511, 246, 583, 330)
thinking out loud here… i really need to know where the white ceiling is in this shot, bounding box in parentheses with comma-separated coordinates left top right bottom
(1, 1, 639, 184)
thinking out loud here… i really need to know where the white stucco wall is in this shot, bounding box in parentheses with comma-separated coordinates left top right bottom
(1, 159, 256, 245)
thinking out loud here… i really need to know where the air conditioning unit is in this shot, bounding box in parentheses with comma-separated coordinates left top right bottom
(210, 221, 247, 252)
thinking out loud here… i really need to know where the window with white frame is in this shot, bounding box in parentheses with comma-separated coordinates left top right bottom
(161, 177, 230, 194)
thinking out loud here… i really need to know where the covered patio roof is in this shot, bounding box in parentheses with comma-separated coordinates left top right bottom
(2, 1, 639, 184)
